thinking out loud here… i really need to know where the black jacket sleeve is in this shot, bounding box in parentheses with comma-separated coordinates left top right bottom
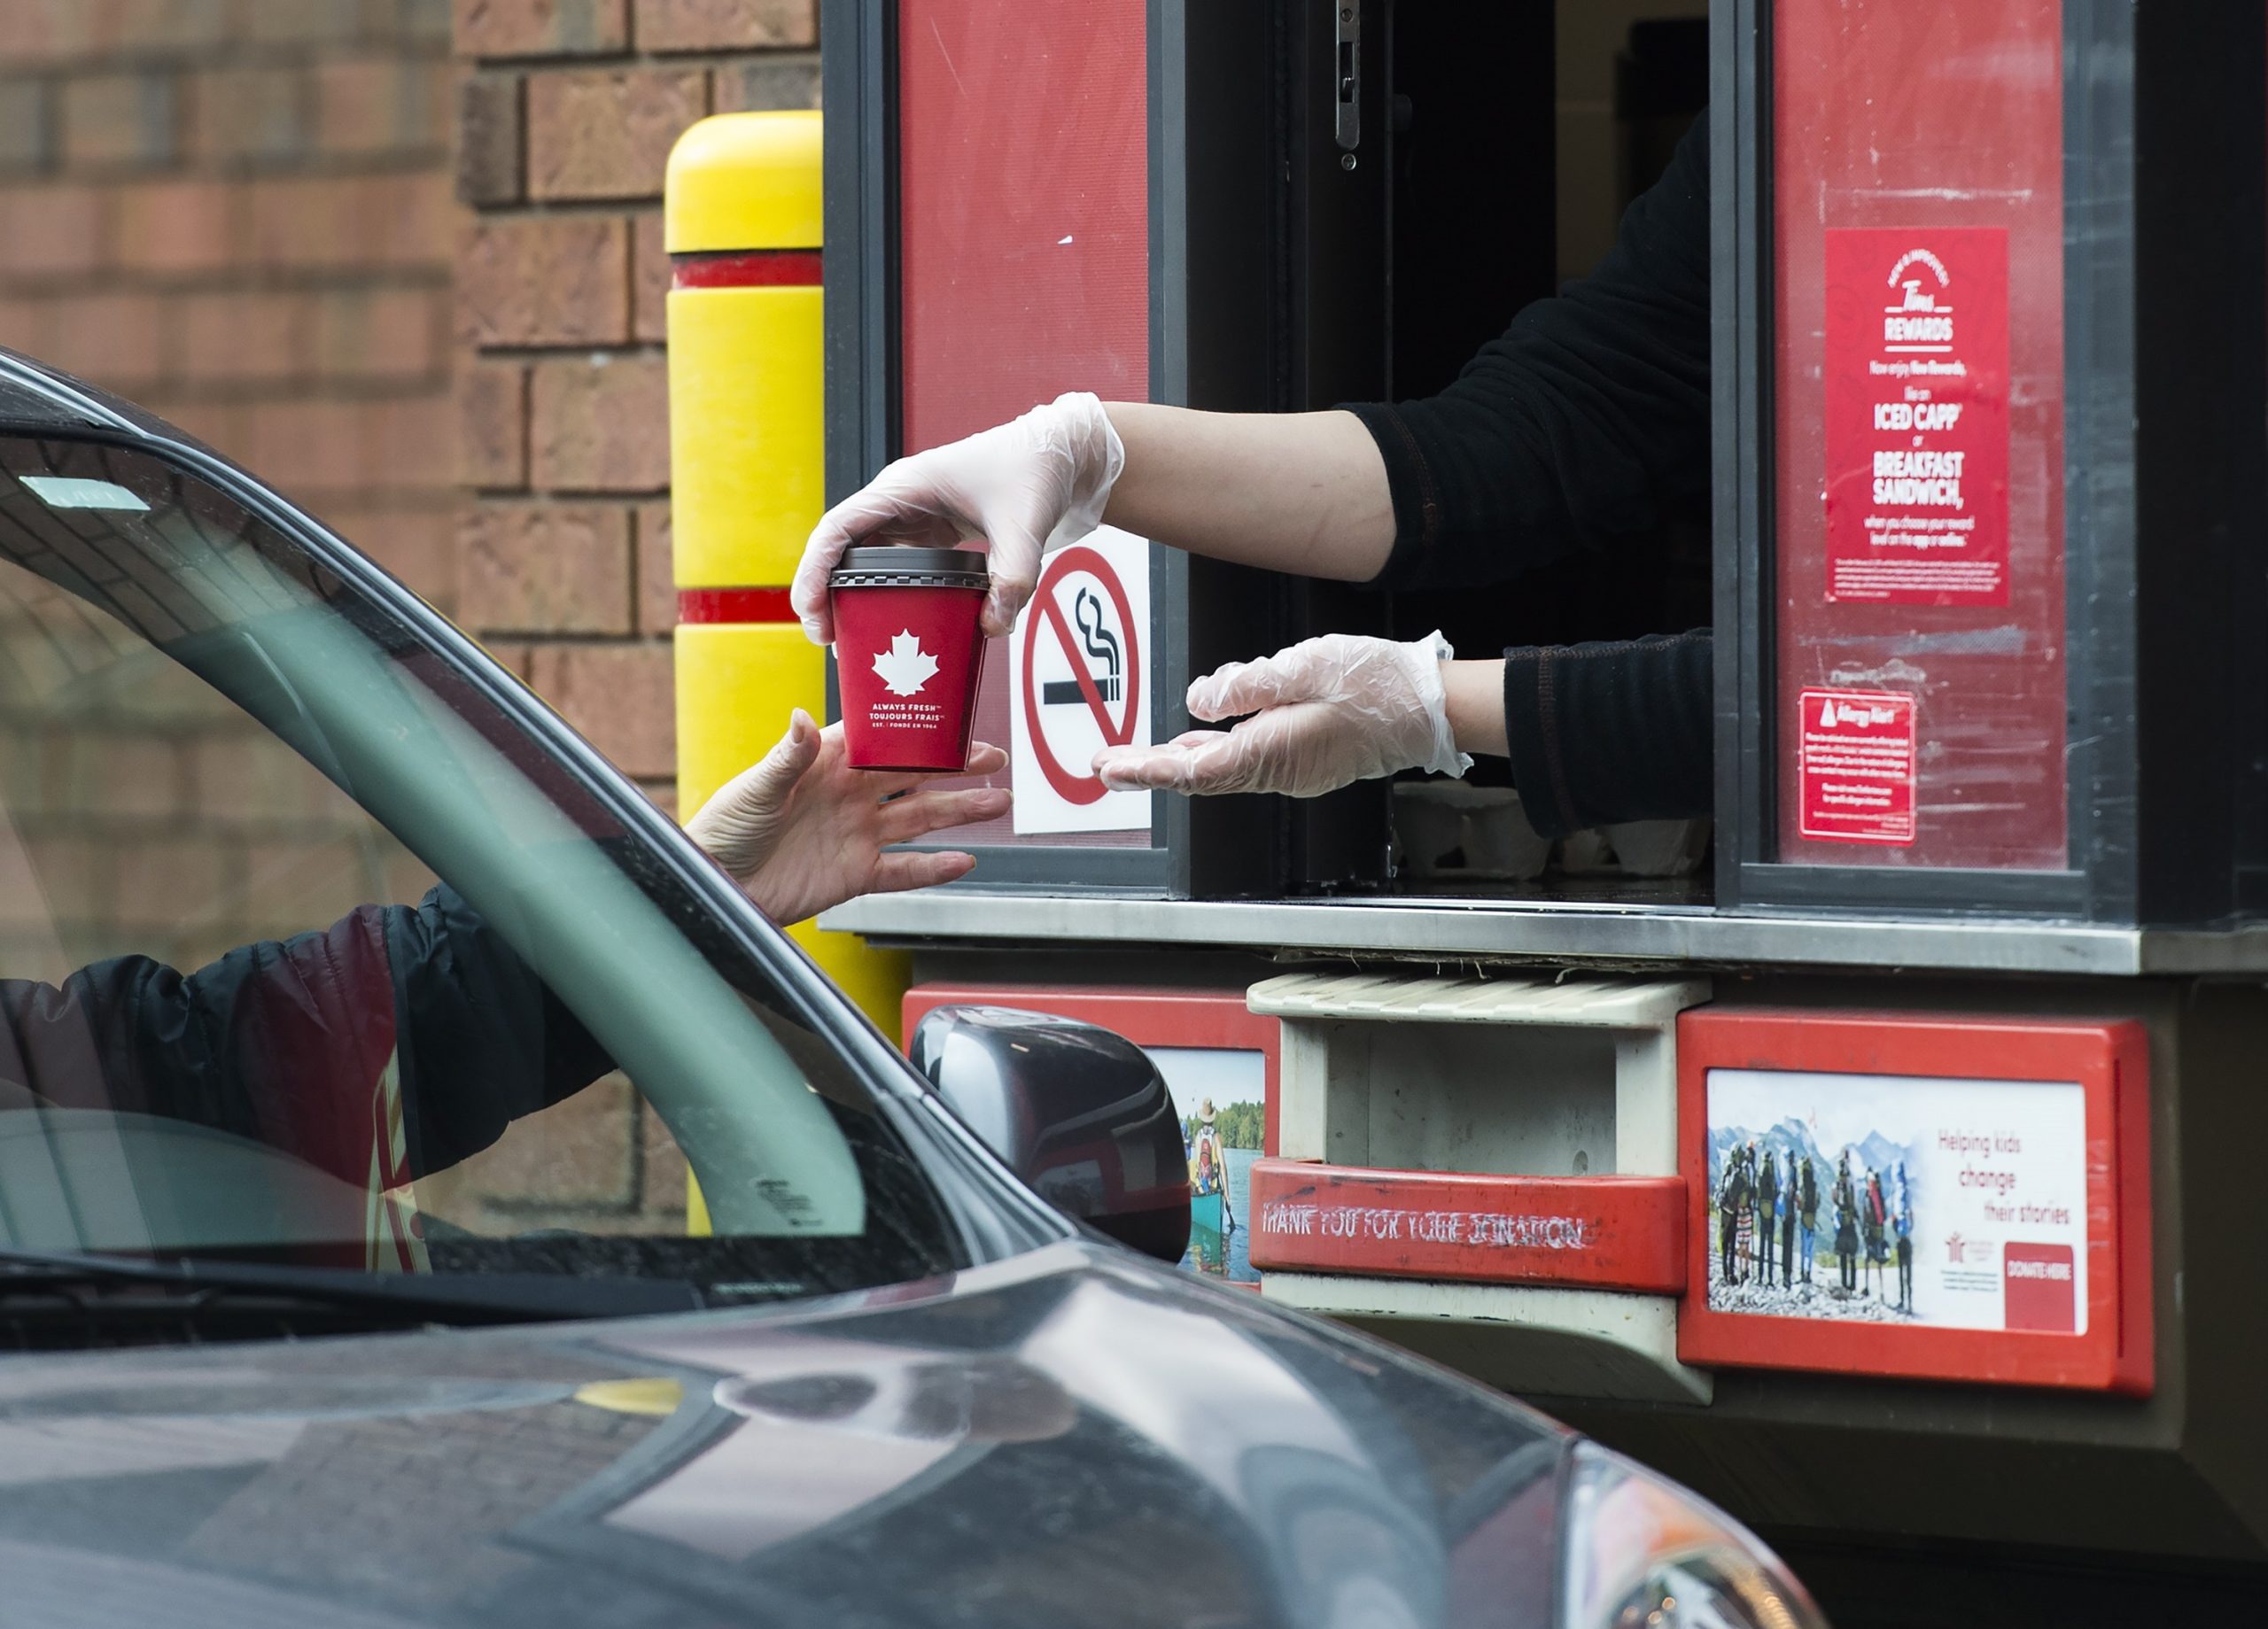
(384, 883, 615, 1177)
(0, 884, 612, 1187)
(1339, 116, 1716, 834)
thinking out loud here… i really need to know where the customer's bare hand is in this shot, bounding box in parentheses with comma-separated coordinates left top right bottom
(687, 710, 1008, 925)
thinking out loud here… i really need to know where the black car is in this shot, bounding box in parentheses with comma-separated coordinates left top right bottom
(0, 350, 1822, 1629)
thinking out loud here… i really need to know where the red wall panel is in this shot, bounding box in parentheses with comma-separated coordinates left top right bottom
(897, 0, 1152, 847)
(1774, 1, 2067, 870)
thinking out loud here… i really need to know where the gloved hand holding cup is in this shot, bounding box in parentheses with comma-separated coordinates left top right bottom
(793, 391, 1125, 646)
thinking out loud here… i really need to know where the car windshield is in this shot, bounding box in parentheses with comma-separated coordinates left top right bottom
(0, 434, 974, 1330)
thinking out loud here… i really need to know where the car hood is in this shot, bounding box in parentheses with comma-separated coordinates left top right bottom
(0, 1242, 1569, 1629)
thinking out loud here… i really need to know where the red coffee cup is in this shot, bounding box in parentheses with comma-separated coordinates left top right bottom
(830, 546, 990, 772)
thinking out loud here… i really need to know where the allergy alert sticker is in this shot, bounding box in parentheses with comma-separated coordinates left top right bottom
(1798, 687, 1917, 846)
(1822, 227, 2010, 606)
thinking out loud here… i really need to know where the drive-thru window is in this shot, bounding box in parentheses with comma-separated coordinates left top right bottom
(816, 1, 2267, 1613)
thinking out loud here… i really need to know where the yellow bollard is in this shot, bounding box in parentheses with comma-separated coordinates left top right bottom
(665, 112, 911, 1231)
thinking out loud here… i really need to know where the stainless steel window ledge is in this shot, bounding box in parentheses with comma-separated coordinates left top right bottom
(806, 893, 2268, 976)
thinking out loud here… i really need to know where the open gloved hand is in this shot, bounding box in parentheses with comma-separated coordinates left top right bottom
(1091, 632, 1472, 799)
(792, 392, 1125, 646)
(687, 710, 1010, 926)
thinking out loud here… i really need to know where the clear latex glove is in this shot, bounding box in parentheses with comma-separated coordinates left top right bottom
(792, 392, 1125, 645)
(687, 709, 1010, 927)
(1091, 632, 1472, 798)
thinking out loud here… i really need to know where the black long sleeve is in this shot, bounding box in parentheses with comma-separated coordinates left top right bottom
(1501, 629, 1712, 836)
(1340, 118, 1716, 834)
(1344, 117, 1713, 591)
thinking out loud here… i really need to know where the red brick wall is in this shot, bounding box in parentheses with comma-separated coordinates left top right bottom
(450, 0, 819, 812)
(0, 0, 460, 609)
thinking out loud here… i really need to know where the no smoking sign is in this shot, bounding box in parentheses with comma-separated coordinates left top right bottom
(1007, 526, 1153, 834)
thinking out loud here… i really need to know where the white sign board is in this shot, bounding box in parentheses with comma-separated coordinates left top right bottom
(1704, 1067, 2088, 1333)
(1007, 526, 1153, 834)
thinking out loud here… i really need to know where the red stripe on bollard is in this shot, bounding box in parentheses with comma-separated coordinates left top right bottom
(670, 249, 823, 290)
(679, 587, 798, 624)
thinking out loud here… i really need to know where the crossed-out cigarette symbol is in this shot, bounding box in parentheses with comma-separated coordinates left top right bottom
(1039, 586, 1122, 705)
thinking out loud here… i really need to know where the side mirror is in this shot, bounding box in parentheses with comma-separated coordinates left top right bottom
(908, 1005, 1192, 1265)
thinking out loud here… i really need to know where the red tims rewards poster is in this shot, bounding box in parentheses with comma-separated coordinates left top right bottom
(1821, 227, 2010, 606)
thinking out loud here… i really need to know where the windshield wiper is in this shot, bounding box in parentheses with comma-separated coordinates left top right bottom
(0, 1245, 704, 1333)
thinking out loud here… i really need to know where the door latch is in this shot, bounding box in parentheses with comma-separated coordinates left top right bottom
(1333, 1, 1359, 159)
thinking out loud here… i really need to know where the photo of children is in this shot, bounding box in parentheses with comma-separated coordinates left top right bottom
(1709, 1125, 1917, 1321)
(1705, 1067, 2087, 1331)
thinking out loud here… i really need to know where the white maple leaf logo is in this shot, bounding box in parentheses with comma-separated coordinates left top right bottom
(873, 630, 939, 696)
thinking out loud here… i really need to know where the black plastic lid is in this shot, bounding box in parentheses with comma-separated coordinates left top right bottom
(831, 545, 990, 586)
